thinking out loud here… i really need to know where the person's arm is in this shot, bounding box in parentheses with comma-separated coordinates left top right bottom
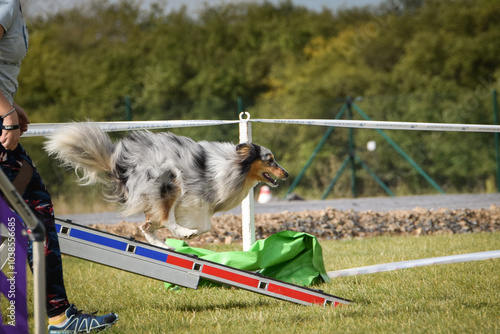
(13, 101, 29, 135)
(0, 24, 23, 150)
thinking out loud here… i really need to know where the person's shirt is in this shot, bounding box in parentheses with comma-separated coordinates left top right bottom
(0, 0, 28, 103)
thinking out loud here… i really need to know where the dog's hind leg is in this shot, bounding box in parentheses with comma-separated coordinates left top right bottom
(141, 169, 198, 244)
(163, 206, 199, 239)
(156, 170, 199, 239)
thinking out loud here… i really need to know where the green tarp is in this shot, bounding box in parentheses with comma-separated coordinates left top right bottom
(164, 231, 330, 290)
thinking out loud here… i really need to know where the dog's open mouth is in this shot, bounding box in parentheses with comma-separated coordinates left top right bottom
(263, 172, 278, 186)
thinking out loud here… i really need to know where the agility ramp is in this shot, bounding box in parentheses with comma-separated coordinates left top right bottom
(55, 219, 351, 307)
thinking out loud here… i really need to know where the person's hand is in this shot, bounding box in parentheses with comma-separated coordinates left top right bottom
(0, 107, 21, 150)
(13, 102, 29, 135)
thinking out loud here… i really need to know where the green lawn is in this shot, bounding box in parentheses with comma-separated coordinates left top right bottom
(19, 232, 500, 333)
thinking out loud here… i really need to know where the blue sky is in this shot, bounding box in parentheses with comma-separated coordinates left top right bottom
(60, 0, 385, 14)
(161, 0, 384, 13)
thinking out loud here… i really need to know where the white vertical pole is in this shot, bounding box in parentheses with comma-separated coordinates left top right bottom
(239, 112, 255, 251)
(33, 242, 46, 334)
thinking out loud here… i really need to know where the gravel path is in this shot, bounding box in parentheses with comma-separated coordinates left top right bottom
(57, 193, 500, 247)
(58, 193, 500, 225)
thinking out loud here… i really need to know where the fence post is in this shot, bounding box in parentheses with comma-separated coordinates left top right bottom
(352, 103, 445, 194)
(492, 89, 500, 192)
(239, 112, 255, 251)
(125, 95, 132, 121)
(321, 156, 350, 199)
(285, 103, 348, 197)
(346, 97, 357, 197)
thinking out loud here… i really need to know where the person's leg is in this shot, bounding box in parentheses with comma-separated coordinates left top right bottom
(24, 190, 70, 318)
(2, 145, 119, 332)
(2, 145, 70, 316)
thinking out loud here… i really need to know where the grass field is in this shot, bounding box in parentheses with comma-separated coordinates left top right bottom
(14, 232, 500, 333)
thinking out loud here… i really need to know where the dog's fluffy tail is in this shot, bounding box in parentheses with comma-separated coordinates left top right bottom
(44, 123, 114, 185)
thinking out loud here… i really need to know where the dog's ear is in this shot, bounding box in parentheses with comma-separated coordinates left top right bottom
(236, 143, 257, 163)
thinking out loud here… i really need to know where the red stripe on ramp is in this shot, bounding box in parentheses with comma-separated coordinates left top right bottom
(267, 283, 325, 305)
(166, 255, 194, 269)
(202, 265, 260, 288)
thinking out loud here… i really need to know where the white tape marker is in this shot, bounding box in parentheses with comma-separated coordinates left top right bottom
(251, 119, 500, 133)
(328, 250, 500, 278)
(23, 118, 500, 137)
(24, 120, 240, 137)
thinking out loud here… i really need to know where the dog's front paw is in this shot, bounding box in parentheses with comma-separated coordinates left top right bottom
(184, 230, 198, 240)
(175, 227, 199, 240)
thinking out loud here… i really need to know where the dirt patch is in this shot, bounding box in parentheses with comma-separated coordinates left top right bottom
(89, 205, 500, 247)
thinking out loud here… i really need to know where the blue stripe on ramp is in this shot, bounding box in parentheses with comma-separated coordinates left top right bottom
(69, 228, 128, 251)
(135, 246, 168, 262)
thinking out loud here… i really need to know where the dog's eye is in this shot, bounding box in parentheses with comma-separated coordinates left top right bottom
(268, 157, 274, 163)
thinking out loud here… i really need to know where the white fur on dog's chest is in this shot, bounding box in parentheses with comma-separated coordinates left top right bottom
(174, 196, 213, 231)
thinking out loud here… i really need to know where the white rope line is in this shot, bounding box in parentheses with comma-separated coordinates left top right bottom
(23, 120, 240, 137)
(250, 119, 500, 133)
(22, 118, 500, 137)
(327, 250, 500, 278)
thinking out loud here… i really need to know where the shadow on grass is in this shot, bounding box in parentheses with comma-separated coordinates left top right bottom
(170, 299, 274, 312)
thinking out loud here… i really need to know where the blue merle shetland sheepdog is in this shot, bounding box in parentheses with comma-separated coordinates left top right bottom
(44, 123, 288, 249)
